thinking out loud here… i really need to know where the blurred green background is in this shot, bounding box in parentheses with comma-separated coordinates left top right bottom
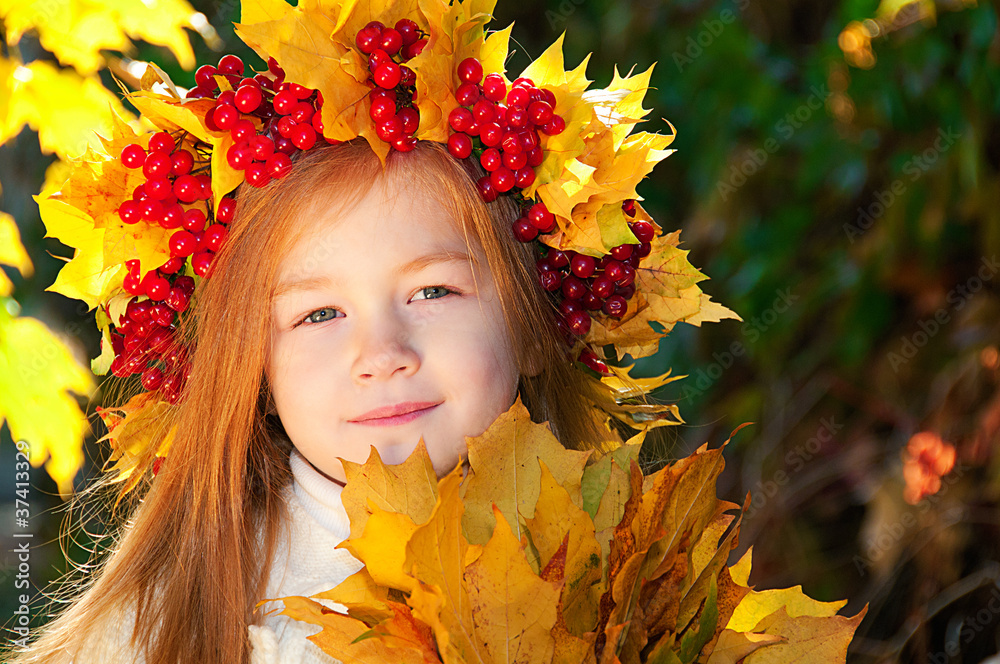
(2, 0, 999, 661)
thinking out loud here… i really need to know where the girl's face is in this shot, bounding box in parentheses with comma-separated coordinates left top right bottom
(268, 177, 520, 483)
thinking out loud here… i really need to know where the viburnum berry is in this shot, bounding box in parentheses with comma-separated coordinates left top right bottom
(291, 102, 314, 124)
(514, 166, 535, 188)
(472, 99, 494, 124)
(629, 219, 655, 242)
(118, 200, 142, 224)
(447, 133, 473, 159)
(539, 270, 562, 291)
(549, 249, 569, 268)
(141, 199, 164, 223)
(527, 147, 544, 167)
(374, 62, 402, 89)
(150, 303, 175, 327)
(393, 135, 417, 152)
(592, 275, 615, 299)
(204, 224, 228, 252)
(483, 73, 506, 102)
(218, 54, 245, 76)
(610, 243, 634, 260)
(149, 132, 175, 153)
(182, 208, 206, 232)
(191, 251, 214, 277)
(160, 204, 184, 229)
(527, 202, 554, 231)
(291, 124, 317, 150)
(637, 241, 652, 258)
(170, 149, 194, 175)
(399, 66, 416, 87)
(457, 57, 484, 84)
(570, 253, 596, 278)
(507, 87, 530, 108)
(448, 107, 474, 133)
(166, 286, 190, 313)
(288, 83, 312, 100)
(603, 294, 627, 318)
(266, 153, 293, 179)
(455, 82, 479, 107)
(159, 257, 184, 274)
(528, 100, 554, 125)
(356, 25, 382, 54)
(565, 310, 591, 336)
(398, 107, 419, 135)
(173, 175, 201, 203)
(276, 116, 297, 138)
(489, 166, 514, 193)
(250, 134, 275, 160)
(379, 28, 402, 55)
(227, 142, 254, 170)
(376, 116, 404, 142)
(234, 85, 263, 113)
(143, 152, 172, 178)
(170, 230, 198, 257)
(480, 123, 502, 147)
(245, 163, 271, 187)
(274, 135, 296, 155)
(217, 197, 237, 223)
(273, 90, 297, 115)
(368, 48, 391, 70)
(145, 275, 171, 301)
(120, 143, 146, 168)
(370, 96, 396, 122)
(512, 218, 538, 243)
(194, 64, 218, 88)
(395, 19, 419, 45)
(174, 275, 195, 294)
(141, 367, 165, 391)
(562, 275, 586, 300)
(501, 132, 522, 155)
(616, 264, 636, 287)
(123, 272, 143, 295)
(581, 290, 603, 311)
(604, 260, 625, 282)
(542, 114, 566, 135)
(213, 103, 238, 131)
(126, 299, 151, 322)
(231, 119, 256, 143)
(477, 176, 497, 203)
(401, 38, 426, 60)
(506, 105, 528, 128)
(480, 148, 501, 172)
(617, 283, 636, 300)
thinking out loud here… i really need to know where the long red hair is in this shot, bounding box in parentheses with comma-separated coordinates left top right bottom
(5, 140, 615, 664)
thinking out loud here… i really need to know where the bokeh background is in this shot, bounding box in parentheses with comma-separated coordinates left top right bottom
(1, 0, 999, 661)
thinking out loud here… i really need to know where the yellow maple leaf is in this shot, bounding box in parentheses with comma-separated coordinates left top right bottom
(0, 0, 199, 76)
(3, 60, 135, 160)
(0, 306, 93, 496)
(0, 212, 33, 295)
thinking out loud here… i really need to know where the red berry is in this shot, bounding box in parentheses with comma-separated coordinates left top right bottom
(581, 290, 603, 311)
(173, 175, 200, 203)
(123, 272, 142, 295)
(539, 270, 562, 291)
(506, 105, 528, 128)
(457, 57, 483, 84)
(528, 202, 554, 231)
(543, 114, 566, 135)
(170, 230, 198, 257)
(291, 101, 314, 124)
(276, 116, 297, 138)
(126, 298, 151, 323)
(610, 243, 634, 261)
(395, 19, 419, 45)
(145, 275, 170, 301)
(142, 151, 172, 178)
(356, 25, 381, 54)
(617, 283, 636, 300)
(528, 100, 554, 125)
(379, 28, 402, 55)
(159, 257, 184, 274)
(399, 66, 416, 87)
(118, 200, 142, 224)
(490, 167, 514, 192)
(477, 176, 497, 203)
(603, 295, 627, 318)
(605, 260, 625, 282)
(368, 48, 391, 70)
(191, 251, 214, 276)
(375, 117, 403, 142)
(149, 132, 175, 153)
(448, 107, 474, 132)
(562, 275, 586, 300)
(120, 143, 146, 168)
(622, 199, 636, 217)
(501, 132, 522, 155)
(274, 135, 296, 155)
(204, 224, 228, 252)
(374, 62, 401, 89)
(171, 149, 194, 175)
(166, 286, 191, 313)
(630, 220, 655, 242)
(250, 134, 275, 160)
(616, 264, 636, 287)
(370, 96, 397, 122)
(398, 107, 419, 135)
(483, 73, 506, 102)
(507, 87, 530, 108)
(234, 85, 263, 113)
(448, 133, 473, 159)
(637, 241, 652, 258)
(160, 204, 184, 229)
(227, 142, 254, 170)
(401, 38, 426, 60)
(141, 367, 165, 391)
(268, 57, 284, 77)
(514, 166, 536, 188)
(527, 147, 544, 167)
(455, 82, 480, 106)
(549, 250, 569, 268)
(566, 310, 591, 336)
(174, 275, 195, 294)
(519, 131, 539, 152)
(245, 162, 271, 187)
(480, 123, 502, 147)
(150, 303, 175, 327)
(480, 147, 501, 172)
(217, 197, 237, 223)
(194, 64, 218, 88)
(273, 90, 297, 115)
(266, 153, 293, 179)
(512, 218, 538, 242)
(213, 103, 238, 131)
(592, 275, 615, 298)
(570, 253, 596, 278)
(144, 177, 170, 200)
(393, 135, 417, 152)
(291, 124, 317, 149)
(141, 199, 164, 223)
(182, 208, 206, 232)
(218, 54, 244, 76)
(472, 99, 495, 124)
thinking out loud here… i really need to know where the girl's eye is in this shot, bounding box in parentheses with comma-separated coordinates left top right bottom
(411, 286, 456, 301)
(301, 308, 341, 325)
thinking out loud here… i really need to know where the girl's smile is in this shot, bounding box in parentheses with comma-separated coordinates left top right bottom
(267, 172, 520, 482)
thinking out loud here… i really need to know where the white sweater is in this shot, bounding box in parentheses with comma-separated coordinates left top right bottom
(74, 450, 362, 663)
(249, 450, 364, 664)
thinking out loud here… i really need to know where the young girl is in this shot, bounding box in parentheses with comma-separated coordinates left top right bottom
(6, 2, 708, 662)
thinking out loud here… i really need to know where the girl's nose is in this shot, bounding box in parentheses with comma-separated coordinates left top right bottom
(350, 316, 421, 383)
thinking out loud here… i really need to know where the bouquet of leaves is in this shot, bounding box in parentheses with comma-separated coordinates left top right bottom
(277, 401, 864, 663)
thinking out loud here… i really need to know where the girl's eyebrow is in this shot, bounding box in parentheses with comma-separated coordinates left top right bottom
(272, 250, 476, 300)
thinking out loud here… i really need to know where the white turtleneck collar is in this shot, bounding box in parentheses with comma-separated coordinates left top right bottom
(289, 449, 352, 542)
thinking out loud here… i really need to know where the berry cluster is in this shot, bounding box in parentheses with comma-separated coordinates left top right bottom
(355, 19, 427, 151)
(109, 267, 195, 403)
(445, 58, 564, 200)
